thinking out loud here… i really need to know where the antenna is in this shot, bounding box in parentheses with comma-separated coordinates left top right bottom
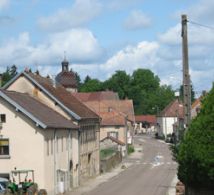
(64, 51, 67, 61)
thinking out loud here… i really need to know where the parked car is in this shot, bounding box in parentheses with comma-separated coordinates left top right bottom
(0, 177, 9, 194)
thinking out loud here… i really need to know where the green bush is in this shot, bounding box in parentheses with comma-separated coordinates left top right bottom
(177, 85, 214, 189)
(100, 148, 116, 159)
(128, 144, 135, 154)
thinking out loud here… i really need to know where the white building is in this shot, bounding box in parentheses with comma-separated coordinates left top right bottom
(157, 99, 184, 138)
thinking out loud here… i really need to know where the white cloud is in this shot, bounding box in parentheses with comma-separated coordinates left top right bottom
(0, 0, 9, 10)
(0, 29, 104, 68)
(186, 0, 214, 23)
(100, 41, 159, 76)
(38, 0, 102, 31)
(123, 10, 151, 30)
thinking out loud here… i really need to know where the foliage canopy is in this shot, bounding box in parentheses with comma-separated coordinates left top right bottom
(177, 85, 214, 189)
(79, 68, 175, 115)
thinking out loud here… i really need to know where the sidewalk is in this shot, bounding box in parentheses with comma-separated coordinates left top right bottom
(67, 145, 141, 195)
(66, 141, 178, 195)
(167, 175, 178, 195)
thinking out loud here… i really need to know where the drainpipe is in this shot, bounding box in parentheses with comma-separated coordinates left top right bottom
(68, 129, 71, 191)
(77, 126, 81, 186)
(54, 129, 57, 195)
(125, 116, 128, 157)
(164, 114, 167, 140)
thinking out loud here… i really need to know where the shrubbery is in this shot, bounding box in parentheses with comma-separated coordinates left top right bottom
(177, 85, 214, 189)
(128, 144, 135, 154)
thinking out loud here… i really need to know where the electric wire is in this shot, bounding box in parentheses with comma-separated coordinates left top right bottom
(188, 20, 214, 31)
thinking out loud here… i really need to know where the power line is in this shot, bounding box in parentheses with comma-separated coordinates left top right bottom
(188, 20, 214, 31)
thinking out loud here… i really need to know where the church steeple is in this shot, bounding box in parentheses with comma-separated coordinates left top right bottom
(56, 53, 78, 93)
(61, 52, 69, 72)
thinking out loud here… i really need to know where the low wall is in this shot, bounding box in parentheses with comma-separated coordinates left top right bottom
(100, 151, 122, 173)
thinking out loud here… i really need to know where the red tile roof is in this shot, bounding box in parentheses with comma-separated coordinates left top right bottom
(83, 99, 135, 125)
(99, 112, 126, 126)
(82, 99, 135, 122)
(159, 99, 184, 118)
(23, 72, 99, 119)
(73, 91, 119, 102)
(135, 115, 156, 124)
(56, 71, 77, 88)
(0, 89, 78, 129)
(101, 136, 125, 146)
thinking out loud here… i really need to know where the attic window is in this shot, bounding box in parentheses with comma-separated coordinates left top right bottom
(0, 114, 6, 123)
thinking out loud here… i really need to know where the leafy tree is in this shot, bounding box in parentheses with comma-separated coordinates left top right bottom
(177, 85, 214, 189)
(179, 84, 195, 103)
(84, 75, 91, 83)
(131, 69, 160, 91)
(79, 78, 103, 92)
(0, 65, 18, 87)
(79, 68, 175, 115)
(74, 72, 81, 90)
(103, 71, 131, 99)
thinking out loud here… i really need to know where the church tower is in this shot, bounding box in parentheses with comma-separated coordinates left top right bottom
(55, 58, 78, 92)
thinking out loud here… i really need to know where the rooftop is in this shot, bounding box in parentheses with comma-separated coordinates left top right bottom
(0, 89, 78, 129)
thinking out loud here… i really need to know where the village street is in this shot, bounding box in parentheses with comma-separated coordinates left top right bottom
(70, 134, 177, 195)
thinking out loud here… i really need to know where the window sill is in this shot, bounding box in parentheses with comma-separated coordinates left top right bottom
(0, 155, 11, 159)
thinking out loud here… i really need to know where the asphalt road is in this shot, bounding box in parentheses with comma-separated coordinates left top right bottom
(85, 135, 177, 195)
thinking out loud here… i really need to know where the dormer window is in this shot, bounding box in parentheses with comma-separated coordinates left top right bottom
(0, 114, 6, 123)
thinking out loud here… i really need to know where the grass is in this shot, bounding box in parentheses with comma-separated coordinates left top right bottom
(100, 148, 116, 159)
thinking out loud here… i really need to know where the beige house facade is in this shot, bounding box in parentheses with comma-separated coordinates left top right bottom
(0, 90, 78, 194)
(2, 70, 100, 193)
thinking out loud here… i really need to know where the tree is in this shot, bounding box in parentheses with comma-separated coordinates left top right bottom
(0, 65, 18, 87)
(128, 69, 175, 114)
(74, 72, 81, 90)
(103, 71, 131, 99)
(79, 78, 103, 92)
(177, 84, 214, 189)
(179, 84, 195, 103)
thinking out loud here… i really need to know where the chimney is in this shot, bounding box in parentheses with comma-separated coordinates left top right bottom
(0, 74, 2, 87)
(51, 75, 56, 88)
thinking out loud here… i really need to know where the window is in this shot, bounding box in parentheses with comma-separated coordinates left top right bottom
(0, 139, 9, 156)
(107, 131, 118, 139)
(0, 114, 6, 123)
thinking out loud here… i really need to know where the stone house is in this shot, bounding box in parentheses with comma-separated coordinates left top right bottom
(0, 89, 78, 194)
(2, 65, 100, 192)
(72, 94, 135, 145)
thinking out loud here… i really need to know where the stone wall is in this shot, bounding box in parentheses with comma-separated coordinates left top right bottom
(100, 152, 122, 173)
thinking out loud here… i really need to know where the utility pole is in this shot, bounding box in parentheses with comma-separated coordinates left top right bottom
(181, 14, 191, 128)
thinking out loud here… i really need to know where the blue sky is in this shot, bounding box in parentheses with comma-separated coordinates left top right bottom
(0, 0, 214, 95)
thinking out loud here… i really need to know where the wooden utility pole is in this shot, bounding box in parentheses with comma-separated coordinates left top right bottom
(181, 14, 191, 127)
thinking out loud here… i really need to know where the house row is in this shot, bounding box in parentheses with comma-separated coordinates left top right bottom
(0, 60, 100, 194)
(73, 92, 135, 145)
(0, 59, 135, 194)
